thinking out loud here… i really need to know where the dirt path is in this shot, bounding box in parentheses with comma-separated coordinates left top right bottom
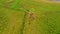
(34, 0, 60, 3)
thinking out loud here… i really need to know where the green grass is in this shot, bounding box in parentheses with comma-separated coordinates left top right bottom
(0, 0, 60, 34)
(35, 11, 60, 34)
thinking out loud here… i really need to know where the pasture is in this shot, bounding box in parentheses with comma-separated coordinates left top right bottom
(0, 0, 60, 34)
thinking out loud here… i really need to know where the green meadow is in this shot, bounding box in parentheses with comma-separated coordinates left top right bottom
(0, 0, 60, 34)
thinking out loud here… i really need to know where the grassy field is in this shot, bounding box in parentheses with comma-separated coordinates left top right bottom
(0, 0, 60, 34)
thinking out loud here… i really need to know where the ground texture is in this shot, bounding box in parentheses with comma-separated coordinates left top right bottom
(0, 0, 60, 34)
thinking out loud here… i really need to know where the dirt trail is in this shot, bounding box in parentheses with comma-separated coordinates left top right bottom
(34, 0, 60, 3)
